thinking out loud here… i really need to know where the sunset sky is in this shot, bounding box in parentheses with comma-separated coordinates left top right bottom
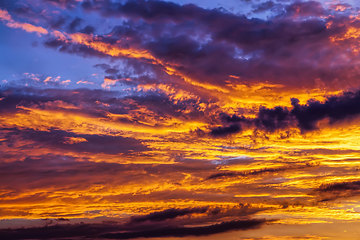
(2, 0, 360, 239)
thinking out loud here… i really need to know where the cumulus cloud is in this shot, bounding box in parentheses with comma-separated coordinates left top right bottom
(210, 89, 360, 136)
(23, 0, 357, 91)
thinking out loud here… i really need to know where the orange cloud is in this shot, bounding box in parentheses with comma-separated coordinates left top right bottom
(101, 77, 118, 89)
(0, 9, 12, 22)
(0, 9, 48, 35)
(63, 137, 88, 144)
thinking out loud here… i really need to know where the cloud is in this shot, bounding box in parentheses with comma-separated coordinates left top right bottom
(210, 124, 241, 137)
(0, 218, 267, 239)
(0, 202, 268, 239)
(0, 9, 48, 35)
(0, 88, 55, 114)
(315, 180, 360, 201)
(207, 162, 317, 180)
(101, 77, 118, 89)
(290, 91, 360, 130)
(252, 1, 281, 14)
(42, 0, 80, 9)
(3, 0, 360, 93)
(30, 0, 356, 91)
(211, 89, 360, 136)
(129, 207, 209, 223)
(319, 181, 360, 192)
(0, 86, 209, 128)
(5, 128, 149, 154)
(285, 1, 325, 17)
(102, 219, 267, 239)
(0, 222, 120, 240)
(3, 1, 360, 235)
(0, 155, 133, 189)
(255, 106, 291, 132)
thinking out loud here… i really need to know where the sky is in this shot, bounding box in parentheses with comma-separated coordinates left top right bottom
(2, 0, 360, 239)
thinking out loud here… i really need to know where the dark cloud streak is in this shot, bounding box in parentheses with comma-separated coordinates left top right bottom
(130, 207, 209, 223)
(315, 180, 360, 201)
(0, 219, 267, 239)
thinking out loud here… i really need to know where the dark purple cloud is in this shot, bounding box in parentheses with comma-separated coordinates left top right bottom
(43, 0, 80, 9)
(0, 87, 212, 125)
(285, 1, 325, 17)
(0, 222, 120, 240)
(102, 219, 267, 239)
(255, 106, 291, 132)
(210, 124, 241, 137)
(315, 180, 360, 201)
(0, 218, 267, 240)
(291, 91, 360, 130)
(211, 89, 360, 136)
(207, 162, 317, 180)
(319, 181, 360, 192)
(0, 202, 268, 239)
(33, 0, 360, 90)
(129, 207, 209, 223)
(4, 128, 149, 154)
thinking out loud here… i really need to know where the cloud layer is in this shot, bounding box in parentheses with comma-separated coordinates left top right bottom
(1, 0, 360, 239)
